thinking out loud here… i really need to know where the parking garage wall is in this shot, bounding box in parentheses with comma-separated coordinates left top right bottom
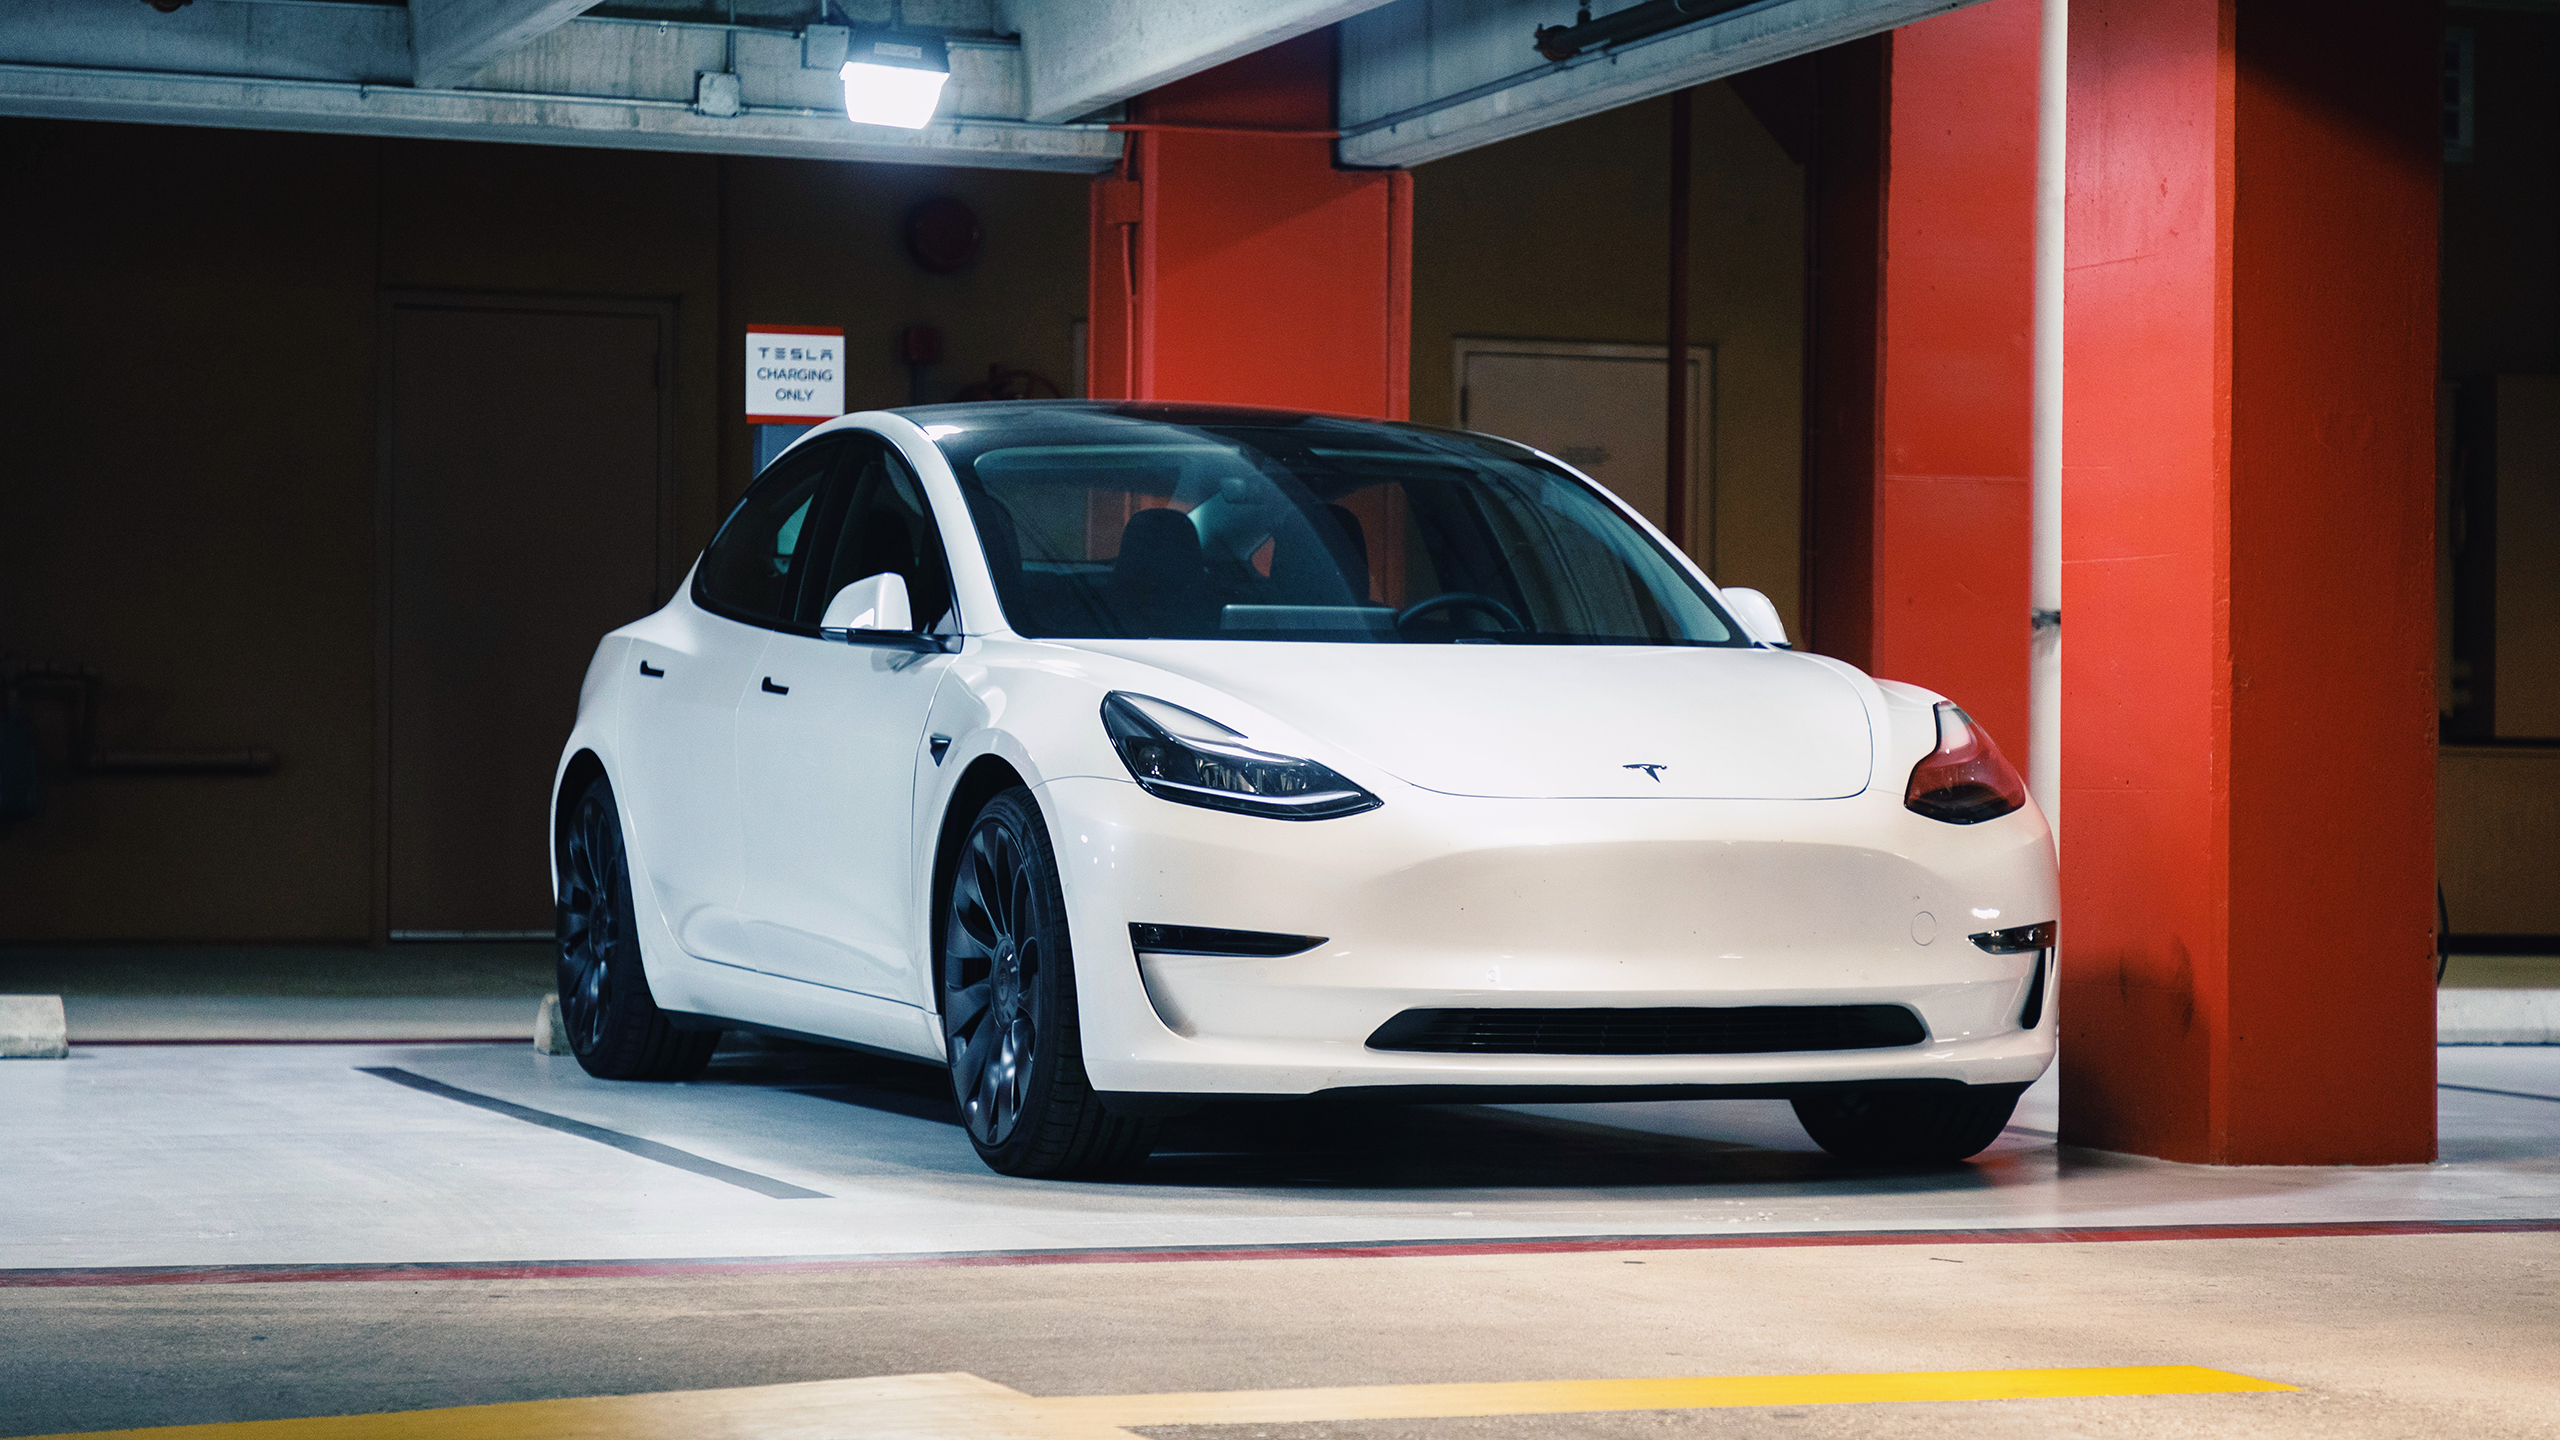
(0, 119, 1086, 942)
(1408, 83, 1808, 633)
(2437, 4, 2560, 941)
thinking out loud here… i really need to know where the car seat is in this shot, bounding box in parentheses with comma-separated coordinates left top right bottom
(1109, 508, 1217, 638)
(1269, 503, 1371, 605)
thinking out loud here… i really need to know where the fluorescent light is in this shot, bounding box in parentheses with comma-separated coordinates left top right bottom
(840, 32, 949, 129)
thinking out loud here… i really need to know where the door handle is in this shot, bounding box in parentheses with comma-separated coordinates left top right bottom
(639, 661, 664, 678)
(761, 677, 790, 695)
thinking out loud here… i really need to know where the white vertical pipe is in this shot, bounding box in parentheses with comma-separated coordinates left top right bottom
(2030, 0, 2066, 842)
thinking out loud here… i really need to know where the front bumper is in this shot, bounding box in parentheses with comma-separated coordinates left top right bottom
(1037, 774, 2059, 1099)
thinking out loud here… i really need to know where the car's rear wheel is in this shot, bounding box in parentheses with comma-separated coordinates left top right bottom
(556, 774, 718, 1081)
(1791, 1082, 2028, 1164)
(941, 787, 1156, 1178)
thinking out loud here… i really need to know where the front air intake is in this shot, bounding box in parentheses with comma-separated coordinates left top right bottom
(1365, 1005, 1927, 1056)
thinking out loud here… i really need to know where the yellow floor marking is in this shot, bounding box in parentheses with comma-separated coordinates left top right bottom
(39, 1364, 2297, 1439)
(1054, 1365, 2300, 1426)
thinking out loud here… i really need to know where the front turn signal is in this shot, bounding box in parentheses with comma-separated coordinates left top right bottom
(1905, 702, 2027, 825)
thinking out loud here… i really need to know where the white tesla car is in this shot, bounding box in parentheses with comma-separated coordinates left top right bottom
(551, 402, 2056, 1178)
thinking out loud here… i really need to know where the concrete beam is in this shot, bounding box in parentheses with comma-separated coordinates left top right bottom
(0, 62, 1121, 172)
(0, 2, 1118, 172)
(1339, 0, 1989, 168)
(1001, 0, 1398, 123)
(0, 0, 413, 85)
(411, 0, 601, 90)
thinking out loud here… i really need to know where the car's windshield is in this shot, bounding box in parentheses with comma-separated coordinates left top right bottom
(925, 407, 1746, 647)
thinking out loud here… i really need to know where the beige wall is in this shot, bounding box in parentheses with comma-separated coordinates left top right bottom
(0, 119, 1087, 942)
(1410, 84, 1806, 630)
(2440, 747, 2560, 935)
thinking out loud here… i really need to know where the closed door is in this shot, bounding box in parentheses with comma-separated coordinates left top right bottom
(1458, 340, 1711, 557)
(386, 303, 665, 935)
(737, 438, 957, 1006)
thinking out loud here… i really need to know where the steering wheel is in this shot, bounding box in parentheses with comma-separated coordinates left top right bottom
(1395, 592, 1526, 634)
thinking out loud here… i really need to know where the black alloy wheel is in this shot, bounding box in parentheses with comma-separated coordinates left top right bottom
(1790, 1082, 2029, 1165)
(941, 787, 1156, 1177)
(556, 774, 718, 1081)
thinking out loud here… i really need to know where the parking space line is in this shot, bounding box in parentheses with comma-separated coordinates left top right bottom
(2440, 1082, 2560, 1104)
(30, 1364, 2298, 1438)
(354, 1067, 827, 1200)
(7, 1216, 2555, 1289)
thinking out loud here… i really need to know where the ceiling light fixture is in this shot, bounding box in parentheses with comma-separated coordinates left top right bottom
(841, 30, 950, 129)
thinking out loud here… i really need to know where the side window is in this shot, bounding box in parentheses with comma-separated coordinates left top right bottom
(795, 440, 957, 631)
(694, 436, 845, 627)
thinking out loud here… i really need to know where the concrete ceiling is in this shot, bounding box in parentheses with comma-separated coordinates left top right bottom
(1339, 0, 1989, 169)
(0, 0, 1976, 173)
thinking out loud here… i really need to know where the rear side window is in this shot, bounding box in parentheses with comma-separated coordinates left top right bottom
(694, 435, 844, 627)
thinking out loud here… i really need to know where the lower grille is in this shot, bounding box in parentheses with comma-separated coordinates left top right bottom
(1365, 1004, 1928, 1056)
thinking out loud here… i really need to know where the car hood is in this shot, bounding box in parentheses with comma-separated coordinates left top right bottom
(1069, 642, 1874, 800)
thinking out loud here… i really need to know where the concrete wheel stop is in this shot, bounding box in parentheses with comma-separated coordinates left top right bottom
(1, 995, 70, 1058)
(532, 993, 572, 1055)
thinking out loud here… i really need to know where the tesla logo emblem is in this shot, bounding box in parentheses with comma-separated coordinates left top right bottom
(1624, 763, 1669, 782)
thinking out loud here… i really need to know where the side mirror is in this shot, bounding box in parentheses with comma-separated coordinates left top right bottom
(1720, 587, 1791, 649)
(819, 572, 915, 643)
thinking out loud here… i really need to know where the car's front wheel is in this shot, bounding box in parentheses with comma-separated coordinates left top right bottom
(1791, 1082, 2028, 1164)
(556, 774, 718, 1081)
(941, 787, 1156, 1178)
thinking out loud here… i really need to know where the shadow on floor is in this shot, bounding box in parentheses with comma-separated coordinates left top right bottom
(695, 1041, 2028, 1194)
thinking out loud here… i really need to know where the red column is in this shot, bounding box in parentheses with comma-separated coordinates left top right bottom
(1805, 2, 2038, 762)
(1088, 34, 1411, 420)
(2060, 0, 2439, 1163)
(1873, 0, 2043, 758)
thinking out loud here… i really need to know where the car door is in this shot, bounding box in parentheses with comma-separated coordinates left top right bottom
(735, 435, 959, 1006)
(620, 433, 847, 969)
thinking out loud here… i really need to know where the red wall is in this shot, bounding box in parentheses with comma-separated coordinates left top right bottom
(2060, 0, 2439, 1163)
(1806, 4, 2037, 766)
(1088, 34, 1411, 419)
(1870, 0, 2041, 762)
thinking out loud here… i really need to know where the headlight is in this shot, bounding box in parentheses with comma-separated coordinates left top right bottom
(1100, 693, 1381, 821)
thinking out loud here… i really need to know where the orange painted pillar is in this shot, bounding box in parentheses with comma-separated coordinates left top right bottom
(1088, 34, 1411, 420)
(1805, 2, 2038, 766)
(2059, 0, 2439, 1162)
(1871, 0, 2041, 765)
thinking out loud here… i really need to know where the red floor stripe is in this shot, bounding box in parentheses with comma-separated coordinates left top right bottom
(72, 1038, 527, 1046)
(6, 1218, 2553, 1288)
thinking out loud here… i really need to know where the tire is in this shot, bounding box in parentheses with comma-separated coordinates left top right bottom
(555, 774, 718, 1081)
(941, 787, 1157, 1178)
(1791, 1082, 2029, 1165)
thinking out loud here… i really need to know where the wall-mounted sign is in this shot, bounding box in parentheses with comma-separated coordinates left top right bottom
(745, 325, 844, 424)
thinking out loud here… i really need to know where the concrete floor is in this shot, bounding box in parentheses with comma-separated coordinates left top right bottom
(2, 1041, 2554, 1436)
(4, 946, 2549, 1043)
(3, 1234, 2551, 1438)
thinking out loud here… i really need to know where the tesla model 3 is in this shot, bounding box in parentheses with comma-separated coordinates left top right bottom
(550, 402, 2057, 1177)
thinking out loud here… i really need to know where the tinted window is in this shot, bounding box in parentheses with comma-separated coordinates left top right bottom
(794, 441, 957, 631)
(694, 436, 844, 626)
(931, 412, 1743, 646)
